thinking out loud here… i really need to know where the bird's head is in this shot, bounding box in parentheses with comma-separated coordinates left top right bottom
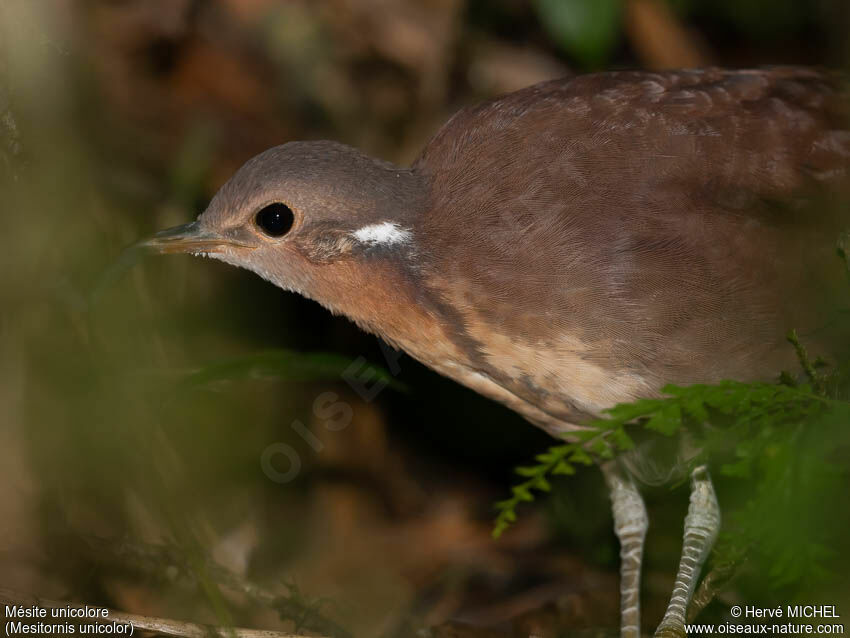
(144, 140, 429, 323)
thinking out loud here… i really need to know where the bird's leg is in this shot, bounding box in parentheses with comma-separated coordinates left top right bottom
(602, 461, 649, 638)
(655, 465, 721, 638)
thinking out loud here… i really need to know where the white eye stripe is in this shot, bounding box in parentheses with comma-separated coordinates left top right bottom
(352, 222, 412, 246)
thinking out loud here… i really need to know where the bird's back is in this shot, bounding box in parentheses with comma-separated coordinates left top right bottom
(412, 68, 850, 430)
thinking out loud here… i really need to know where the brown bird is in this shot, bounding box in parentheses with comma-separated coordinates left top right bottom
(145, 67, 850, 637)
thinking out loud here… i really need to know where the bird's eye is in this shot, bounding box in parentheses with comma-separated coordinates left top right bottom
(255, 203, 295, 237)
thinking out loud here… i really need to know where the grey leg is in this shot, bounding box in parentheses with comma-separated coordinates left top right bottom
(655, 465, 721, 638)
(602, 462, 649, 638)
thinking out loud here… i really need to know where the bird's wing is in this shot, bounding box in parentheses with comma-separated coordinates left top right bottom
(414, 68, 849, 421)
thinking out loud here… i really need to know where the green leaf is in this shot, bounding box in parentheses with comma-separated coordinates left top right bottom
(681, 395, 709, 422)
(532, 475, 552, 492)
(573, 428, 603, 441)
(515, 465, 544, 477)
(534, 0, 623, 69)
(552, 460, 576, 475)
(179, 349, 406, 391)
(645, 402, 683, 436)
(535, 452, 555, 464)
(602, 397, 664, 424)
(611, 427, 635, 451)
(589, 438, 614, 459)
(569, 446, 594, 465)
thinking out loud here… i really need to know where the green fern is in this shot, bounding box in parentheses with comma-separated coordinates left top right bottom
(494, 369, 850, 588)
(493, 378, 845, 539)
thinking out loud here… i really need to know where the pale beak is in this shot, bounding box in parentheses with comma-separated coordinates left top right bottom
(141, 221, 255, 254)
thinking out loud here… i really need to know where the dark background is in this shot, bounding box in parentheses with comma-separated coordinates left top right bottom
(1, 1, 848, 636)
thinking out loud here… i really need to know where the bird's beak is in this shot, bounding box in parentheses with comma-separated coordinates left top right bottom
(141, 221, 255, 255)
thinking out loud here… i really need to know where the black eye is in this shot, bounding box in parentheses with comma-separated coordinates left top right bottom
(255, 203, 295, 237)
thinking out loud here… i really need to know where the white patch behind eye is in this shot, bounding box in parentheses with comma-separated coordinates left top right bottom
(352, 221, 412, 246)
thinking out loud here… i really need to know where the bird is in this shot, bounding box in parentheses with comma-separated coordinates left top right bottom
(143, 67, 850, 637)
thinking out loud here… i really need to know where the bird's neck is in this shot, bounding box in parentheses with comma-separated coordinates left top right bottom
(305, 254, 432, 345)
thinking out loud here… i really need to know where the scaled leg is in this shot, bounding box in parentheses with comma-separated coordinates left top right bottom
(602, 461, 649, 638)
(655, 465, 721, 638)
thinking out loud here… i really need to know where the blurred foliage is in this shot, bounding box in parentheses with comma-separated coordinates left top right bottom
(669, 0, 819, 38)
(534, 0, 623, 69)
(179, 349, 405, 391)
(528, 0, 849, 69)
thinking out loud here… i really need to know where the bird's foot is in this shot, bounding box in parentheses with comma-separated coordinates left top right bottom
(654, 625, 687, 638)
(603, 462, 649, 638)
(653, 465, 721, 638)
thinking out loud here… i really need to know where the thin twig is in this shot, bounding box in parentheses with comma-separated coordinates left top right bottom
(686, 558, 741, 623)
(786, 329, 825, 395)
(837, 233, 850, 285)
(0, 587, 321, 638)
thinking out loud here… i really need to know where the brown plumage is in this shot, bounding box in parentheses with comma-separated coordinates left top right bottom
(147, 67, 849, 436)
(413, 67, 850, 433)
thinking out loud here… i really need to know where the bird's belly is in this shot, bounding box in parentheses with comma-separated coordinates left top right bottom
(464, 323, 655, 419)
(396, 317, 652, 437)
(427, 359, 596, 437)
(391, 282, 658, 437)
(383, 317, 594, 436)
